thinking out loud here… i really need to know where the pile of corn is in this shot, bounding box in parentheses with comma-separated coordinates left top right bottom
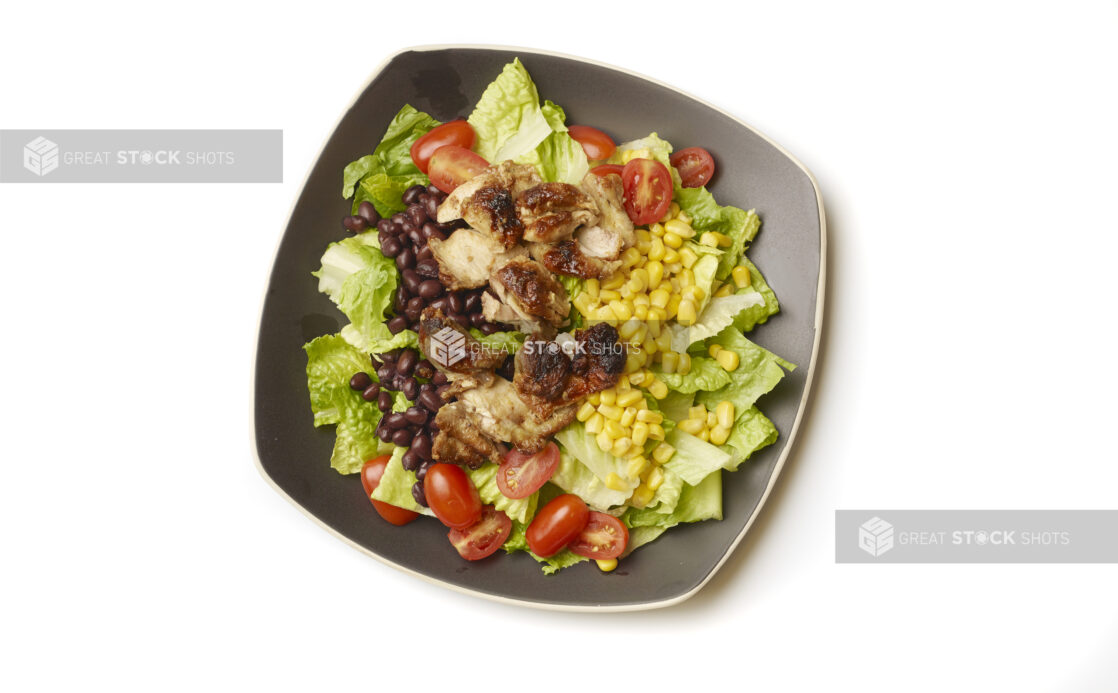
(677, 400, 737, 446)
(576, 377, 678, 509)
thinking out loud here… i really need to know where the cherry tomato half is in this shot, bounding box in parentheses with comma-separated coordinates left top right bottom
(410, 120, 476, 174)
(568, 511, 629, 560)
(497, 442, 560, 500)
(621, 158, 674, 226)
(361, 455, 419, 526)
(590, 163, 625, 178)
(448, 505, 512, 561)
(670, 147, 716, 188)
(526, 493, 589, 558)
(568, 125, 616, 161)
(428, 145, 489, 194)
(424, 463, 483, 530)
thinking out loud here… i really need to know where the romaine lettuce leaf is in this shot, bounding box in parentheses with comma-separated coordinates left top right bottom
(676, 185, 761, 281)
(693, 327, 794, 415)
(621, 526, 668, 557)
(662, 429, 732, 486)
(672, 290, 766, 352)
(343, 105, 439, 216)
(724, 405, 779, 470)
(369, 447, 434, 516)
(468, 59, 546, 162)
(467, 463, 538, 524)
(643, 465, 684, 516)
(624, 470, 723, 529)
(733, 258, 781, 332)
(550, 449, 631, 510)
(655, 354, 731, 394)
(553, 421, 640, 496)
(313, 235, 405, 355)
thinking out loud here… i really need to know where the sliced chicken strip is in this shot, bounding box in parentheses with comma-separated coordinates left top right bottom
(455, 378, 577, 454)
(489, 259, 570, 331)
(428, 227, 529, 291)
(516, 182, 599, 244)
(580, 172, 635, 249)
(436, 161, 542, 248)
(533, 239, 622, 280)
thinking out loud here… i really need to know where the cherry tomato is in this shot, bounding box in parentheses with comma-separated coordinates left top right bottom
(568, 511, 629, 560)
(568, 125, 616, 161)
(448, 505, 512, 561)
(670, 147, 716, 188)
(526, 493, 589, 558)
(621, 158, 673, 225)
(360, 456, 419, 526)
(590, 163, 625, 178)
(497, 442, 560, 500)
(428, 145, 489, 194)
(410, 120, 476, 174)
(424, 463, 483, 530)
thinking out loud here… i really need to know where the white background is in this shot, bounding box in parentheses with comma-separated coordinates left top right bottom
(2, 1, 1116, 690)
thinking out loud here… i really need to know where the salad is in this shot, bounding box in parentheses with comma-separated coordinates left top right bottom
(305, 59, 794, 574)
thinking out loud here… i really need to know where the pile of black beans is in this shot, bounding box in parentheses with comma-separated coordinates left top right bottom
(379, 184, 507, 335)
(343, 200, 381, 234)
(349, 346, 453, 507)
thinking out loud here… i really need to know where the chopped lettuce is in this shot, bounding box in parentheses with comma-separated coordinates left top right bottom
(675, 187, 761, 282)
(655, 354, 731, 394)
(657, 389, 696, 424)
(693, 327, 794, 415)
(724, 405, 779, 470)
(369, 447, 435, 516)
(625, 470, 723, 529)
(343, 105, 439, 216)
(313, 235, 406, 356)
(467, 463, 538, 524)
(554, 421, 640, 496)
(551, 449, 631, 510)
(622, 526, 669, 557)
(733, 258, 781, 332)
(643, 465, 685, 516)
(662, 429, 732, 486)
(672, 290, 766, 352)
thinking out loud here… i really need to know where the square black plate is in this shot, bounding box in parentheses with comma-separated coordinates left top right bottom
(254, 46, 825, 611)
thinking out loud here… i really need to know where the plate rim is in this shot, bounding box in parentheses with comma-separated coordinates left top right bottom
(250, 43, 827, 612)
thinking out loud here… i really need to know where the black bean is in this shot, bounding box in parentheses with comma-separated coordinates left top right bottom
(469, 312, 487, 328)
(447, 292, 464, 314)
(424, 196, 439, 220)
(415, 461, 431, 481)
(380, 236, 403, 259)
(464, 293, 481, 313)
(377, 230, 394, 249)
(399, 219, 417, 238)
(405, 406, 428, 426)
(384, 412, 407, 430)
(418, 280, 444, 299)
(395, 246, 416, 270)
(426, 184, 443, 197)
(401, 449, 421, 472)
(349, 372, 372, 391)
(417, 192, 431, 206)
(380, 350, 398, 364)
(402, 184, 425, 205)
(405, 296, 424, 314)
(404, 304, 422, 322)
(428, 296, 450, 313)
(416, 259, 440, 278)
(406, 204, 428, 226)
(377, 391, 393, 412)
(342, 215, 367, 234)
(411, 481, 428, 507)
(421, 221, 440, 240)
(419, 382, 435, 396)
(377, 422, 393, 443)
(411, 433, 432, 459)
(376, 364, 394, 382)
(392, 428, 413, 447)
(496, 356, 515, 381)
(415, 360, 435, 379)
(394, 286, 408, 313)
(436, 384, 451, 400)
(478, 322, 499, 335)
(396, 349, 418, 376)
(391, 212, 407, 225)
(369, 355, 382, 369)
(387, 315, 409, 334)
(401, 269, 421, 295)
(376, 218, 396, 235)
(401, 377, 420, 400)
(406, 227, 425, 247)
(418, 389, 443, 413)
(362, 383, 381, 402)
(432, 371, 448, 386)
(416, 245, 434, 262)
(448, 313, 469, 327)
(358, 201, 380, 225)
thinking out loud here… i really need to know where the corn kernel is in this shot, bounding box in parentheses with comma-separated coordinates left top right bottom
(619, 318, 642, 341)
(633, 293, 651, 307)
(599, 389, 616, 406)
(649, 289, 671, 309)
(732, 265, 751, 289)
(643, 337, 658, 356)
(616, 375, 631, 390)
(699, 231, 720, 247)
(662, 247, 680, 265)
(678, 418, 705, 435)
(635, 228, 652, 245)
(652, 442, 676, 464)
(585, 412, 605, 435)
(646, 260, 664, 290)
(709, 344, 723, 359)
(654, 329, 673, 353)
(648, 423, 666, 440)
(679, 247, 698, 269)
(647, 466, 665, 491)
(599, 403, 623, 421)
(678, 353, 692, 375)
(620, 407, 637, 428)
(713, 232, 733, 248)
(628, 369, 648, 386)
(648, 306, 668, 322)
(599, 289, 621, 303)
(649, 222, 665, 237)
(604, 419, 625, 439)
(573, 293, 595, 315)
(609, 300, 633, 322)
(663, 231, 683, 249)
(677, 299, 698, 326)
(629, 484, 654, 509)
(669, 202, 681, 218)
(664, 219, 694, 239)
(588, 392, 601, 406)
(675, 210, 691, 224)
(622, 247, 642, 267)
(684, 285, 706, 302)
(648, 237, 665, 261)
(622, 353, 640, 374)
(626, 454, 649, 478)
(630, 268, 648, 290)
(689, 405, 707, 421)
(714, 282, 734, 298)
(716, 349, 740, 372)
(585, 277, 600, 298)
(636, 409, 663, 424)
(710, 424, 731, 446)
(605, 472, 628, 491)
(602, 274, 625, 290)
(596, 430, 613, 452)
(611, 437, 633, 457)
(596, 558, 618, 572)
(697, 428, 710, 442)
(659, 350, 679, 374)
(631, 422, 650, 448)
(647, 378, 668, 400)
(706, 411, 719, 428)
(616, 389, 644, 408)
(619, 284, 634, 300)
(631, 324, 649, 348)
(680, 268, 695, 287)
(666, 294, 682, 318)
(595, 306, 615, 322)
(576, 401, 596, 422)
(716, 401, 736, 429)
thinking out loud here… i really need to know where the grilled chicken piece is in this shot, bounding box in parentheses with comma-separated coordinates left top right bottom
(532, 239, 622, 280)
(432, 402, 504, 469)
(428, 228, 529, 290)
(514, 323, 626, 419)
(416, 309, 504, 384)
(436, 161, 542, 248)
(484, 259, 570, 333)
(579, 173, 635, 249)
(455, 378, 577, 454)
(516, 182, 599, 244)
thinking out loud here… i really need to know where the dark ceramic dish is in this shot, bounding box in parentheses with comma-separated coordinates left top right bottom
(254, 46, 825, 611)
